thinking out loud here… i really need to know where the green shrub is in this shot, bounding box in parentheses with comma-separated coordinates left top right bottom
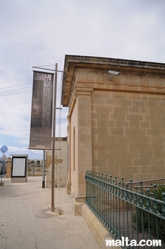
(149, 185, 165, 241)
(132, 185, 165, 242)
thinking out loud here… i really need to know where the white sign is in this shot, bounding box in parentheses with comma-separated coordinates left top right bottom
(12, 158, 26, 177)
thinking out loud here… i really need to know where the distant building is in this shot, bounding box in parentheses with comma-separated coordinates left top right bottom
(62, 55, 165, 214)
(46, 137, 67, 187)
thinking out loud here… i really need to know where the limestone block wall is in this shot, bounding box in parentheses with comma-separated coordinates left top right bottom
(77, 93, 92, 195)
(92, 90, 165, 181)
(6, 158, 12, 178)
(46, 138, 67, 187)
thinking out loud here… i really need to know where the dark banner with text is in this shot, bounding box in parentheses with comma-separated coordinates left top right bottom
(29, 71, 53, 150)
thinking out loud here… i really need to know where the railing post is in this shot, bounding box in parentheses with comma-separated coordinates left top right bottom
(162, 192, 165, 217)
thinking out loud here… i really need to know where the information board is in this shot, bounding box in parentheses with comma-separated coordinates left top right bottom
(12, 157, 26, 177)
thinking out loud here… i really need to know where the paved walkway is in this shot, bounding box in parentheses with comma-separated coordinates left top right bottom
(0, 176, 101, 249)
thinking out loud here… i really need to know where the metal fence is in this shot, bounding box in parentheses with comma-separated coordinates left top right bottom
(85, 171, 165, 249)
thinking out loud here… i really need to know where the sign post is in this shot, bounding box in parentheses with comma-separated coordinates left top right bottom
(0, 145, 8, 186)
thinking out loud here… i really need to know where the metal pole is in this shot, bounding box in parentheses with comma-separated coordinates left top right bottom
(51, 63, 58, 212)
(42, 150, 45, 188)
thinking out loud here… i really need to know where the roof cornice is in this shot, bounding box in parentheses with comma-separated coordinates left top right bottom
(61, 55, 165, 106)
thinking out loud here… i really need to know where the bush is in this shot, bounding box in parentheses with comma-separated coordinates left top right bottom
(150, 185, 165, 241)
(132, 185, 165, 242)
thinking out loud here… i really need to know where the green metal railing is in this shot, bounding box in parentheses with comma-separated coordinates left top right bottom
(85, 171, 165, 249)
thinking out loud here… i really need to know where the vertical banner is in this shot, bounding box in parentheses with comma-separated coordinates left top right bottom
(29, 71, 54, 149)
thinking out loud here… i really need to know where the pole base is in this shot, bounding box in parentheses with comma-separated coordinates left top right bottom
(51, 205, 55, 212)
(42, 181, 45, 188)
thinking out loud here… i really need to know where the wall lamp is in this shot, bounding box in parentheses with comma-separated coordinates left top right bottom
(108, 70, 119, 76)
(103, 69, 120, 81)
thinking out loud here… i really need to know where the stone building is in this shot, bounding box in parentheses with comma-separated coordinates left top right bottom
(46, 137, 67, 187)
(61, 55, 165, 214)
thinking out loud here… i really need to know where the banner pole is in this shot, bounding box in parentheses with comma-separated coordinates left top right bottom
(42, 150, 45, 188)
(51, 63, 58, 212)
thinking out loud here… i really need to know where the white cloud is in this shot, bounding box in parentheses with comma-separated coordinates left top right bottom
(0, 144, 43, 160)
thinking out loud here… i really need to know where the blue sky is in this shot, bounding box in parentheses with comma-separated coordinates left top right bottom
(0, 0, 165, 159)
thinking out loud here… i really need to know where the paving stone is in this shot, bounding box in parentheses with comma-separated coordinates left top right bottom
(0, 177, 101, 249)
